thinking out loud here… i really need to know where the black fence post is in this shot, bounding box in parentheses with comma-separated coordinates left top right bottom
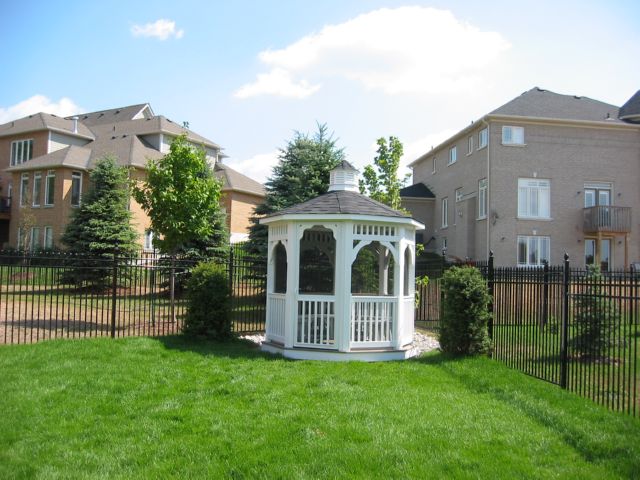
(169, 255, 176, 323)
(560, 253, 570, 389)
(487, 250, 494, 341)
(111, 253, 118, 338)
(228, 244, 235, 294)
(542, 260, 549, 328)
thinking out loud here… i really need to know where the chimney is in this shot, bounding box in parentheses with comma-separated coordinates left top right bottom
(70, 116, 79, 134)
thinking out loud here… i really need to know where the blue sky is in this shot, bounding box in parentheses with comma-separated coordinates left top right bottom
(1, 0, 639, 183)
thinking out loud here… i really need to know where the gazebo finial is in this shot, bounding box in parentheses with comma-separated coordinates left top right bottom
(328, 160, 359, 192)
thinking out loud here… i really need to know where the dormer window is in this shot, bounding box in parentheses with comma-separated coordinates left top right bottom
(11, 139, 34, 166)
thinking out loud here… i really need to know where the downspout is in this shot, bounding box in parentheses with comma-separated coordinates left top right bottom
(481, 118, 491, 260)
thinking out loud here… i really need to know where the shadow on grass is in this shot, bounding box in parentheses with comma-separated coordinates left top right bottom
(157, 334, 288, 362)
(413, 351, 640, 477)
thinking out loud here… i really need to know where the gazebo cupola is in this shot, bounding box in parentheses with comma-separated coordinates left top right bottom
(260, 161, 425, 361)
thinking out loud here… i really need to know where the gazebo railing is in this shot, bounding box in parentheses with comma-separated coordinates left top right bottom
(296, 296, 336, 348)
(350, 296, 395, 347)
(266, 293, 286, 343)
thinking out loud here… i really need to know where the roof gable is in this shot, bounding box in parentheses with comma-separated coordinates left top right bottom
(0, 112, 94, 139)
(491, 87, 622, 123)
(619, 90, 640, 122)
(214, 163, 265, 196)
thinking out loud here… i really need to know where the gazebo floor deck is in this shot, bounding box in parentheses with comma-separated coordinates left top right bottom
(261, 340, 418, 362)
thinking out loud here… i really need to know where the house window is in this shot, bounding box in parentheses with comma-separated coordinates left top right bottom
(441, 197, 448, 228)
(478, 128, 488, 149)
(442, 237, 448, 252)
(448, 146, 457, 165)
(7, 184, 12, 207)
(10, 139, 34, 166)
(20, 174, 29, 206)
(467, 136, 473, 155)
(585, 238, 611, 272)
(32, 172, 42, 207)
(432, 157, 436, 174)
(143, 230, 154, 251)
(478, 178, 487, 219)
(30, 227, 40, 252)
(455, 188, 463, 202)
(45, 170, 55, 206)
(17, 227, 24, 250)
(43, 226, 53, 250)
(502, 126, 525, 145)
(71, 172, 82, 207)
(518, 178, 550, 219)
(517, 236, 550, 266)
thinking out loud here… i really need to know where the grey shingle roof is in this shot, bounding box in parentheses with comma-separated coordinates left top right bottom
(7, 135, 163, 172)
(619, 90, 640, 121)
(0, 112, 95, 139)
(400, 183, 435, 199)
(491, 87, 622, 123)
(214, 163, 265, 196)
(268, 190, 408, 218)
(89, 116, 220, 149)
(73, 104, 151, 126)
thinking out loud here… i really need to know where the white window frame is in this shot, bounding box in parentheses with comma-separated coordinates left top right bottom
(20, 173, 29, 207)
(518, 178, 550, 219)
(17, 227, 24, 250)
(517, 236, 550, 267)
(448, 146, 457, 165)
(467, 136, 473, 155)
(45, 170, 55, 206)
(144, 230, 155, 252)
(432, 157, 436, 174)
(71, 171, 82, 207)
(10, 139, 34, 166)
(32, 172, 42, 207)
(441, 197, 448, 228)
(7, 184, 12, 207)
(478, 178, 487, 220)
(30, 227, 40, 252)
(43, 226, 53, 250)
(502, 126, 525, 145)
(478, 128, 488, 149)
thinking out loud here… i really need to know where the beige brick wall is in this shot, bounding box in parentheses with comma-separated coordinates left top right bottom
(410, 119, 640, 267)
(0, 131, 49, 197)
(411, 124, 489, 259)
(488, 121, 640, 268)
(227, 191, 262, 235)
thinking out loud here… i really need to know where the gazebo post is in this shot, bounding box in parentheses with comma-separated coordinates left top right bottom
(283, 223, 299, 349)
(336, 222, 353, 352)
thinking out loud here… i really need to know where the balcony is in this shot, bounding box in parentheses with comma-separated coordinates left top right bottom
(583, 205, 631, 234)
(0, 196, 10, 219)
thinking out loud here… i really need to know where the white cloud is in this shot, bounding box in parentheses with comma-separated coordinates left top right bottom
(0, 95, 82, 124)
(236, 6, 510, 99)
(234, 69, 321, 99)
(131, 19, 184, 41)
(225, 150, 280, 184)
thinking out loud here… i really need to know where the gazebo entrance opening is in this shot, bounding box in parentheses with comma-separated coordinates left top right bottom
(297, 226, 336, 348)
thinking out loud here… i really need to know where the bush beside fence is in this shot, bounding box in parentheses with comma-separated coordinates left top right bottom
(415, 254, 639, 417)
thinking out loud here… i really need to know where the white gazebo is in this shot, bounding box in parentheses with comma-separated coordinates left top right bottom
(260, 161, 425, 361)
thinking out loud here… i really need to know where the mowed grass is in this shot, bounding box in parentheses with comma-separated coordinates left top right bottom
(1, 338, 639, 479)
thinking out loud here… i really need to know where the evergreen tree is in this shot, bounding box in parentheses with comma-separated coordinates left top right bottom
(61, 156, 138, 288)
(247, 123, 344, 256)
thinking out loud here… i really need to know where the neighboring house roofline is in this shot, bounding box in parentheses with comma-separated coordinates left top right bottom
(0, 126, 95, 141)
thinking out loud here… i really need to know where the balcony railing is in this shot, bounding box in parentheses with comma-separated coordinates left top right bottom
(583, 206, 631, 234)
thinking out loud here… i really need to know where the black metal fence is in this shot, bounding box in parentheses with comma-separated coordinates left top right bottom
(415, 254, 639, 416)
(0, 245, 266, 345)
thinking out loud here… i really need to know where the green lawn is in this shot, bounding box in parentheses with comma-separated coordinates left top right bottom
(1, 338, 639, 479)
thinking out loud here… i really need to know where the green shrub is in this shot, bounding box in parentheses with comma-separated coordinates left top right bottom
(183, 262, 231, 339)
(572, 265, 620, 359)
(439, 266, 491, 355)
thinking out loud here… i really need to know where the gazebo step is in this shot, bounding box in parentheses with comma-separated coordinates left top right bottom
(261, 341, 418, 362)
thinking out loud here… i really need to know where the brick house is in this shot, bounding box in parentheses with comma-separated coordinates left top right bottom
(0, 104, 264, 250)
(403, 87, 640, 269)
